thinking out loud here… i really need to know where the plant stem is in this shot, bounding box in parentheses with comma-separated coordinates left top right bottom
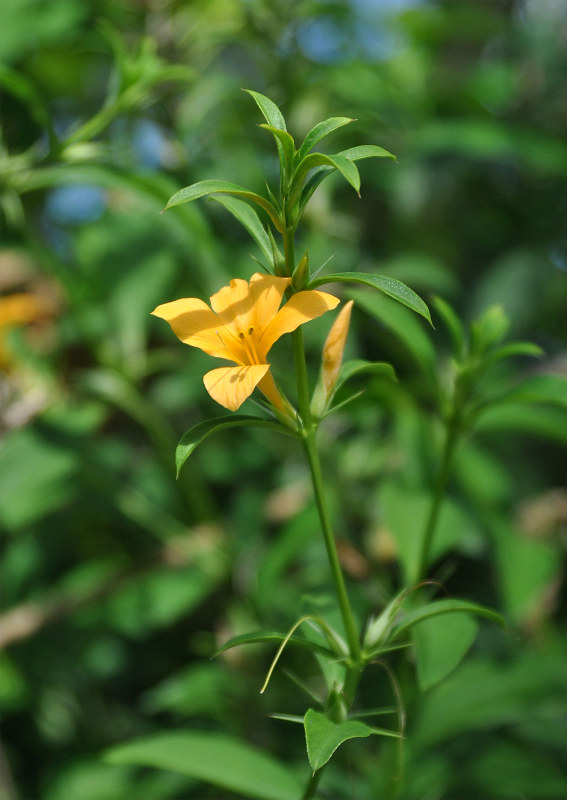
(302, 768, 324, 800)
(416, 419, 459, 582)
(303, 431, 361, 661)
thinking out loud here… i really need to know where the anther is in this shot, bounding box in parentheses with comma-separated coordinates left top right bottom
(248, 326, 254, 336)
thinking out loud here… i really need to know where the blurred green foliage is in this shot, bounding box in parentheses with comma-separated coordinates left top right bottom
(1, 1, 566, 799)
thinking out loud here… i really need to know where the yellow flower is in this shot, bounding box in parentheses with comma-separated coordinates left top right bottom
(152, 272, 339, 411)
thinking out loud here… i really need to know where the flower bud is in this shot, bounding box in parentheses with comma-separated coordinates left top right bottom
(322, 300, 353, 394)
(311, 300, 353, 417)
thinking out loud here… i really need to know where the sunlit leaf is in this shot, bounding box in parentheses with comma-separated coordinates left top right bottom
(164, 180, 282, 231)
(309, 272, 432, 324)
(297, 117, 355, 161)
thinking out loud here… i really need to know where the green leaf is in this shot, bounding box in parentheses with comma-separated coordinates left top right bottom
(297, 144, 396, 212)
(209, 195, 273, 264)
(413, 613, 479, 691)
(390, 599, 505, 641)
(485, 341, 544, 366)
(244, 89, 287, 131)
(503, 374, 567, 408)
(297, 117, 355, 162)
(259, 125, 295, 175)
(304, 709, 400, 773)
(176, 416, 292, 477)
(215, 631, 336, 659)
(432, 295, 465, 358)
(164, 180, 282, 231)
(105, 731, 301, 800)
(339, 144, 397, 163)
(336, 359, 396, 392)
(294, 152, 361, 195)
(309, 272, 432, 324)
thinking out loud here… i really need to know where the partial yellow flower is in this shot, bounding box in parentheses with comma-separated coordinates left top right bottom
(311, 300, 353, 417)
(152, 273, 339, 411)
(321, 299, 353, 395)
(0, 292, 54, 371)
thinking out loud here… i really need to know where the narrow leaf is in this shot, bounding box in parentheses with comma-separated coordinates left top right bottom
(298, 117, 355, 161)
(294, 153, 361, 195)
(432, 295, 465, 358)
(390, 599, 505, 641)
(304, 709, 400, 773)
(308, 272, 432, 324)
(164, 180, 282, 231)
(210, 195, 273, 263)
(259, 125, 295, 175)
(176, 416, 292, 477)
(336, 360, 396, 392)
(244, 89, 287, 131)
(105, 731, 301, 800)
(486, 341, 544, 366)
(339, 144, 397, 162)
(215, 631, 335, 659)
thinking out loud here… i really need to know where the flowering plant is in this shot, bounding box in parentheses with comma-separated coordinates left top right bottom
(108, 92, 510, 799)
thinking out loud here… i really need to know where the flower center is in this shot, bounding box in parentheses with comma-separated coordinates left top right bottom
(238, 326, 261, 364)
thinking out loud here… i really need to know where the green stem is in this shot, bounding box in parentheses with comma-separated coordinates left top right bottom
(416, 420, 459, 582)
(302, 768, 324, 800)
(303, 431, 361, 661)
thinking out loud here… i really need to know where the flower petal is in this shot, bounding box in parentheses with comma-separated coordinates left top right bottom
(203, 364, 270, 411)
(260, 290, 340, 353)
(152, 298, 233, 360)
(249, 273, 291, 335)
(209, 278, 254, 338)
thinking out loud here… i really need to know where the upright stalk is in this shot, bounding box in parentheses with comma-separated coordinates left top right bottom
(282, 221, 361, 662)
(303, 432, 361, 661)
(416, 419, 459, 582)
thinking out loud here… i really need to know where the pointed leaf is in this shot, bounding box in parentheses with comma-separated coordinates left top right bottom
(210, 195, 273, 264)
(176, 416, 293, 477)
(390, 599, 505, 642)
(413, 612, 479, 691)
(164, 180, 282, 230)
(499, 374, 567, 408)
(485, 341, 544, 367)
(294, 153, 361, 195)
(339, 144, 397, 163)
(259, 125, 295, 175)
(297, 144, 396, 212)
(215, 631, 335, 659)
(336, 360, 396, 392)
(432, 295, 465, 358)
(308, 272, 432, 324)
(304, 709, 400, 773)
(298, 117, 355, 161)
(244, 89, 287, 130)
(105, 731, 301, 800)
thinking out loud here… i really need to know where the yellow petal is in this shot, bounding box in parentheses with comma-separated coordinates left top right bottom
(151, 298, 233, 360)
(249, 273, 291, 334)
(203, 364, 270, 411)
(260, 290, 340, 353)
(209, 278, 254, 338)
(322, 300, 353, 393)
